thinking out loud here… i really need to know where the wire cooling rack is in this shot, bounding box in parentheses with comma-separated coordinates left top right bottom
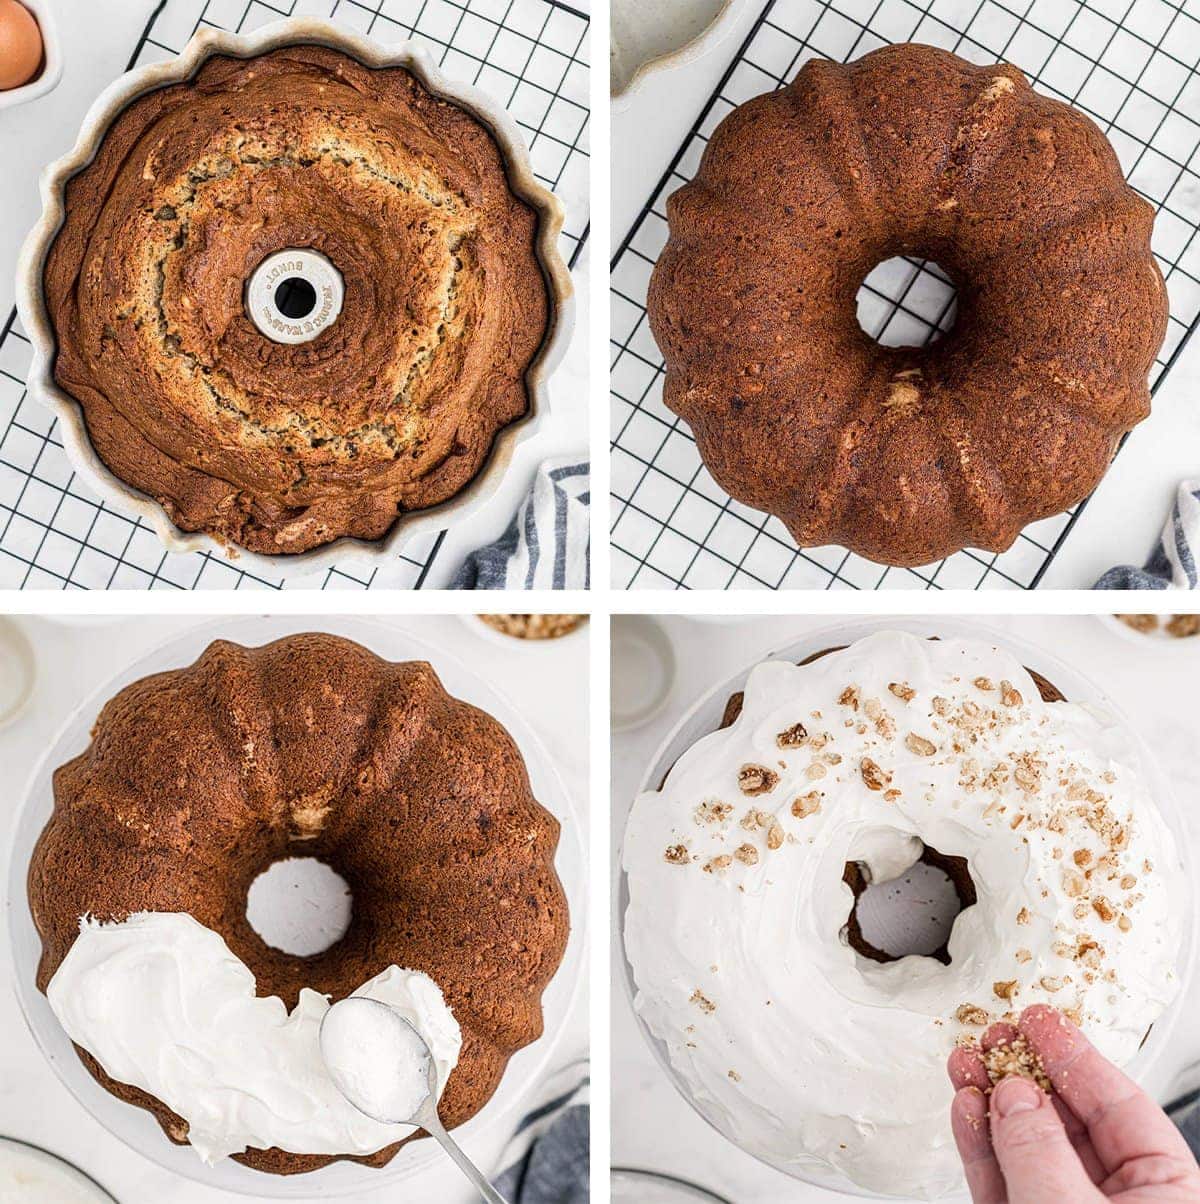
(611, 0, 1200, 590)
(0, 0, 589, 590)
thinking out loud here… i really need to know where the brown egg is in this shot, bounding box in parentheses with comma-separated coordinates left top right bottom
(0, 0, 43, 91)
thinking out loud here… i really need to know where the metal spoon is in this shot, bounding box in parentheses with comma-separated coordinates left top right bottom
(320, 997, 508, 1204)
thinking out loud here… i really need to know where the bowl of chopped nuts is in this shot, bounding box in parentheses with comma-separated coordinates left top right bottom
(463, 613, 589, 652)
(1100, 613, 1200, 654)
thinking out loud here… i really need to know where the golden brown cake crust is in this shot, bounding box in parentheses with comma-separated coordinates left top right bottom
(648, 42, 1169, 567)
(44, 47, 550, 554)
(27, 633, 569, 1175)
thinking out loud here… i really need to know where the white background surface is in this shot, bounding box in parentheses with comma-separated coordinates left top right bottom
(0, 0, 590, 589)
(610, 614, 1200, 1201)
(0, 612, 589, 1204)
(612, 0, 1200, 590)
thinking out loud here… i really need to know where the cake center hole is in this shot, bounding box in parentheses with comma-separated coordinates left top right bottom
(274, 276, 318, 320)
(246, 857, 352, 957)
(842, 844, 974, 965)
(856, 256, 958, 347)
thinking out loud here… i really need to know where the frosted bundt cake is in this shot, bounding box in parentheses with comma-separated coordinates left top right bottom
(28, 633, 569, 1175)
(647, 43, 1168, 567)
(42, 44, 553, 554)
(623, 632, 1182, 1198)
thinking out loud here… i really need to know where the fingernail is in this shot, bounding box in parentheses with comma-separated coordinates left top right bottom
(993, 1077, 1042, 1117)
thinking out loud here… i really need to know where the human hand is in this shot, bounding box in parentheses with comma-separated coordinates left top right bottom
(946, 1004, 1200, 1202)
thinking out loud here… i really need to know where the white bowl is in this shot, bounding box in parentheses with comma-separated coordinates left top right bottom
(0, 0, 62, 112)
(1097, 613, 1200, 656)
(460, 613, 590, 653)
(7, 616, 587, 1198)
(16, 20, 574, 582)
(618, 616, 1197, 1199)
(611, 0, 744, 105)
(0, 1136, 117, 1202)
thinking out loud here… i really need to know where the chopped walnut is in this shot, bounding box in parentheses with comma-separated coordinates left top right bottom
(993, 980, 1018, 1002)
(479, 614, 587, 640)
(738, 764, 779, 796)
(889, 682, 916, 702)
(1117, 614, 1158, 633)
(1118, 915, 1132, 932)
(1040, 976, 1064, 992)
(1017, 907, 1031, 925)
(776, 722, 808, 748)
(664, 844, 690, 865)
(838, 686, 860, 710)
(955, 1004, 990, 1026)
(1016, 948, 1032, 964)
(690, 989, 716, 1014)
(695, 800, 733, 825)
(982, 1034, 1051, 1092)
(860, 757, 892, 791)
(734, 843, 759, 866)
(974, 677, 994, 691)
(740, 808, 768, 831)
(905, 732, 937, 757)
(1166, 614, 1200, 638)
(791, 792, 821, 819)
(1000, 681, 1023, 707)
(1092, 896, 1117, 923)
(703, 855, 733, 874)
(1073, 848, 1094, 868)
(1119, 874, 1137, 890)
(766, 821, 784, 851)
(806, 762, 828, 781)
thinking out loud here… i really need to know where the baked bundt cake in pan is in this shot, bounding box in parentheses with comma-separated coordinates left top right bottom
(27, 633, 569, 1175)
(39, 38, 559, 556)
(648, 43, 1169, 568)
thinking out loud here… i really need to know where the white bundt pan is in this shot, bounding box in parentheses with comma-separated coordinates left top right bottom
(16, 19, 574, 581)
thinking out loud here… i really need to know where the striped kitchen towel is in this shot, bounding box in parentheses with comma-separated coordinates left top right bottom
(494, 1058, 589, 1203)
(452, 458, 589, 591)
(1095, 479, 1200, 590)
(1169, 1084, 1200, 1162)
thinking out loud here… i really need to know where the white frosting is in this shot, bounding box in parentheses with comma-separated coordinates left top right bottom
(321, 998, 432, 1123)
(46, 912, 462, 1164)
(624, 632, 1183, 1199)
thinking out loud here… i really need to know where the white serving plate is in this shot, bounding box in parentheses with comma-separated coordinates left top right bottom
(7, 616, 587, 1198)
(16, 20, 574, 582)
(618, 616, 1197, 1200)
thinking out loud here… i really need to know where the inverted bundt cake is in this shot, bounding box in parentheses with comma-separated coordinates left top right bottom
(647, 43, 1168, 567)
(27, 633, 569, 1175)
(43, 45, 552, 554)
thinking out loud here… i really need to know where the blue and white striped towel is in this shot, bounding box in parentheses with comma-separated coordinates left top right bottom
(1095, 479, 1200, 590)
(494, 1058, 589, 1203)
(452, 458, 590, 591)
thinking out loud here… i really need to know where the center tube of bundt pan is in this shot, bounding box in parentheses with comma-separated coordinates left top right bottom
(245, 248, 344, 345)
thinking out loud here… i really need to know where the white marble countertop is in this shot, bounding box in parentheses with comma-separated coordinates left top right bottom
(0, 0, 589, 591)
(0, 613, 589, 1204)
(611, 614, 1200, 1201)
(613, 0, 1200, 590)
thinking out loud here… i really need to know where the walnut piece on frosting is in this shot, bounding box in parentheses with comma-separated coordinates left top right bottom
(739, 764, 779, 796)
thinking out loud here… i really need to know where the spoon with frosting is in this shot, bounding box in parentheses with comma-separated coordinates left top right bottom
(320, 997, 508, 1203)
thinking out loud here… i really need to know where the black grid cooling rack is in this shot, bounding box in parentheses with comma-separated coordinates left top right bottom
(0, 0, 589, 590)
(610, 0, 1200, 590)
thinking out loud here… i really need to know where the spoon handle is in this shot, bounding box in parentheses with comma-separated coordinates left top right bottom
(422, 1112, 509, 1204)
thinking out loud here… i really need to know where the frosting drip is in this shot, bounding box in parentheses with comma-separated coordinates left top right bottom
(47, 912, 462, 1163)
(623, 632, 1182, 1198)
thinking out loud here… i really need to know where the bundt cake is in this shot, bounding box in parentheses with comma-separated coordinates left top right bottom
(647, 43, 1168, 567)
(27, 633, 569, 1175)
(42, 45, 552, 555)
(624, 632, 1182, 1196)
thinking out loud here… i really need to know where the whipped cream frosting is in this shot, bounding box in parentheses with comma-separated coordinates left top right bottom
(47, 912, 462, 1163)
(623, 632, 1183, 1199)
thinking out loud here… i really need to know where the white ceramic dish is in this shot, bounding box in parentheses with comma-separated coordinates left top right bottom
(16, 19, 574, 581)
(1098, 613, 1200, 656)
(611, 0, 743, 106)
(617, 616, 1198, 1200)
(461, 613, 590, 654)
(0, 1136, 117, 1202)
(0, 0, 62, 112)
(7, 616, 587, 1199)
(611, 1166, 732, 1202)
(611, 615, 677, 732)
(0, 618, 35, 729)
